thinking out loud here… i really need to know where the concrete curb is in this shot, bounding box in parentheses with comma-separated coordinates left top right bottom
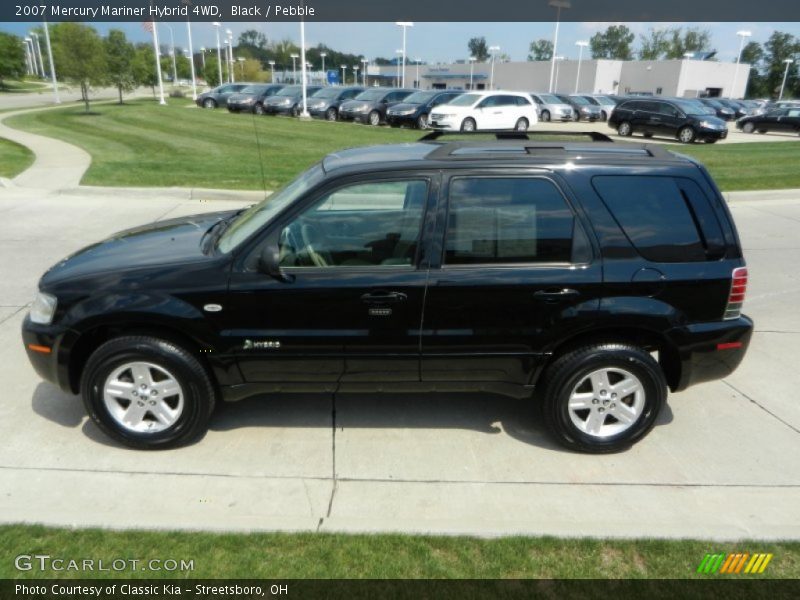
(722, 189, 800, 203)
(57, 186, 269, 203)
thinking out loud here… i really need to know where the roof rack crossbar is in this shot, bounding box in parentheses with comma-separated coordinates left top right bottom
(419, 130, 615, 142)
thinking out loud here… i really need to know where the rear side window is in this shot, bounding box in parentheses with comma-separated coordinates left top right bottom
(592, 175, 725, 262)
(445, 177, 584, 265)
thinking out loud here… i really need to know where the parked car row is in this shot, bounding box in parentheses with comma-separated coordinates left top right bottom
(736, 106, 800, 135)
(609, 97, 728, 143)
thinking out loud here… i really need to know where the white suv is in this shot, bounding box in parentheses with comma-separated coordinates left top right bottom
(429, 91, 538, 132)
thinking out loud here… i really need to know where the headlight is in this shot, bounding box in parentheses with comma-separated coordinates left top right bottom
(353, 104, 370, 112)
(30, 292, 57, 325)
(699, 120, 723, 130)
(393, 109, 415, 116)
(241, 97, 255, 104)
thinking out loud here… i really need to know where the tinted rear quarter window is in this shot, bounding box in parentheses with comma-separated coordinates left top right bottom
(592, 175, 725, 262)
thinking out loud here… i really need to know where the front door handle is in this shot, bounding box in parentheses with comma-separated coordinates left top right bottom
(533, 288, 580, 302)
(361, 291, 408, 304)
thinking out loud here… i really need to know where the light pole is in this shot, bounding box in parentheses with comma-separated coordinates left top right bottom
(575, 40, 588, 93)
(149, 19, 166, 105)
(731, 30, 752, 98)
(395, 50, 403, 86)
(26, 38, 39, 76)
(43, 19, 60, 104)
(199, 47, 206, 70)
(212, 23, 223, 86)
(340, 64, 347, 86)
(23, 38, 34, 76)
(554, 56, 564, 92)
(237, 57, 245, 78)
(779, 59, 794, 100)
(548, 0, 571, 93)
(186, 20, 197, 100)
(164, 24, 177, 85)
(299, 20, 309, 117)
(290, 53, 299, 83)
(226, 30, 234, 83)
(414, 58, 421, 88)
(320, 52, 327, 83)
(489, 45, 500, 90)
(352, 65, 360, 85)
(30, 32, 45, 78)
(468, 56, 476, 90)
(268, 60, 276, 83)
(395, 22, 413, 88)
(362, 58, 369, 86)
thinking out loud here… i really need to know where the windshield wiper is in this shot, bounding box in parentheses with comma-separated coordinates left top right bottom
(202, 208, 249, 252)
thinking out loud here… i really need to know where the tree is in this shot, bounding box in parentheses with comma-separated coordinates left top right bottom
(740, 41, 767, 98)
(468, 37, 489, 62)
(238, 58, 265, 82)
(104, 29, 135, 104)
(763, 31, 799, 98)
(238, 29, 267, 50)
(664, 27, 712, 59)
(528, 39, 553, 61)
(132, 43, 157, 97)
(203, 56, 221, 87)
(50, 23, 106, 112)
(0, 32, 26, 90)
(590, 25, 635, 60)
(638, 28, 670, 60)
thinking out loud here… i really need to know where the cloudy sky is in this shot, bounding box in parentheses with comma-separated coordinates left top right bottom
(4, 21, 799, 63)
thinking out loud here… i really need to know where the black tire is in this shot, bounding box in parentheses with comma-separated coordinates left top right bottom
(80, 336, 215, 450)
(642, 132, 653, 138)
(514, 117, 529, 132)
(617, 121, 633, 137)
(368, 110, 381, 126)
(202, 98, 217, 109)
(254, 103, 265, 115)
(541, 110, 551, 122)
(539, 343, 666, 453)
(460, 117, 476, 132)
(758, 129, 767, 134)
(601, 110, 608, 121)
(742, 121, 755, 134)
(678, 125, 696, 144)
(416, 113, 428, 129)
(290, 105, 299, 117)
(325, 107, 338, 121)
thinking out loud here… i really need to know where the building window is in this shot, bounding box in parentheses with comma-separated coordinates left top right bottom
(656, 87, 663, 95)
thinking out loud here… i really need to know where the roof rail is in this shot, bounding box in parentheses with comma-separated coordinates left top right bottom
(419, 130, 615, 143)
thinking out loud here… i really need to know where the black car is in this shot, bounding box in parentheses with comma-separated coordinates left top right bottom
(339, 88, 415, 125)
(698, 98, 736, 121)
(23, 131, 752, 453)
(195, 83, 251, 109)
(306, 86, 365, 121)
(737, 107, 800, 135)
(609, 97, 728, 143)
(716, 98, 748, 119)
(227, 84, 285, 114)
(386, 90, 463, 129)
(261, 85, 323, 116)
(556, 94, 603, 121)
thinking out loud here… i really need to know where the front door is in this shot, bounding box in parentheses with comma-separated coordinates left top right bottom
(225, 175, 436, 388)
(421, 173, 602, 387)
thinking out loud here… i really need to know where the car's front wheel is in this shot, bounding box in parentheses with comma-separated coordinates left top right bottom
(416, 113, 428, 129)
(617, 121, 632, 136)
(742, 122, 755, 134)
(460, 117, 476, 132)
(254, 103, 265, 115)
(325, 107, 338, 121)
(514, 117, 529, 132)
(368, 110, 381, 126)
(678, 125, 696, 143)
(81, 336, 215, 450)
(202, 98, 217, 109)
(541, 110, 551, 122)
(539, 343, 666, 453)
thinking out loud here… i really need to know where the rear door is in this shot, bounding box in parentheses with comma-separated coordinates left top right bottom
(421, 172, 602, 386)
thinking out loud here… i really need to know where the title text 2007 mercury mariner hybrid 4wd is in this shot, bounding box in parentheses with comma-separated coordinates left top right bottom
(22, 131, 752, 452)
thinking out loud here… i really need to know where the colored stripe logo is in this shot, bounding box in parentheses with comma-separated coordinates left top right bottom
(697, 553, 773, 574)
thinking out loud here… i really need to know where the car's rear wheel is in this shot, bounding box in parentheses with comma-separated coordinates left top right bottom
(541, 110, 551, 122)
(617, 121, 632, 136)
(368, 110, 381, 126)
(416, 113, 428, 129)
(539, 343, 666, 453)
(460, 117, 476, 132)
(678, 125, 696, 143)
(325, 107, 338, 121)
(81, 336, 215, 450)
(742, 122, 755, 134)
(600, 110, 608, 121)
(514, 117, 529, 132)
(202, 98, 216, 109)
(758, 129, 767, 134)
(290, 105, 300, 117)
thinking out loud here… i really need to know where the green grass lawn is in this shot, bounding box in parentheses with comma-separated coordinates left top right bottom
(0, 79, 50, 93)
(2, 524, 799, 579)
(0, 136, 35, 178)
(5, 98, 800, 192)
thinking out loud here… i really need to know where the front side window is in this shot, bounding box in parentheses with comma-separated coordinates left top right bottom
(278, 180, 428, 268)
(444, 178, 578, 265)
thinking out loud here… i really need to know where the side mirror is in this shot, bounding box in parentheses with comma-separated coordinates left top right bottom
(258, 243, 293, 283)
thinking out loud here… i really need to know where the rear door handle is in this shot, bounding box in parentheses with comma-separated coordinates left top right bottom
(533, 288, 580, 302)
(361, 291, 407, 304)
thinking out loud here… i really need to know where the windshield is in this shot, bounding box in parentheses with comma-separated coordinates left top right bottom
(241, 85, 267, 94)
(447, 93, 482, 107)
(276, 86, 301, 96)
(538, 94, 562, 104)
(673, 100, 706, 116)
(681, 99, 714, 115)
(594, 95, 614, 104)
(402, 91, 438, 104)
(568, 96, 590, 105)
(703, 99, 724, 108)
(354, 89, 387, 101)
(217, 164, 325, 253)
(312, 88, 344, 99)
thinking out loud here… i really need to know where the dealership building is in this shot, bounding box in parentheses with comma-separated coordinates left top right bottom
(364, 58, 751, 98)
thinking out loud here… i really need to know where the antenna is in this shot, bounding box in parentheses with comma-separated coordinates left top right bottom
(251, 109, 269, 201)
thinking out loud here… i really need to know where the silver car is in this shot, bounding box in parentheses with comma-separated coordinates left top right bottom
(529, 92, 574, 122)
(579, 94, 617, 121)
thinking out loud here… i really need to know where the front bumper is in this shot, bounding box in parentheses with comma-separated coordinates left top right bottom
(697, 127, 728, 141)
(227, 102, 255, 112)
(666, 315, 753, 392)
(386, 113, 418, 126)
(307, 106, 330, 118)
(263, 103, 293, 114)
(339, 109, 370, 122)
(21, 315, 74, 393)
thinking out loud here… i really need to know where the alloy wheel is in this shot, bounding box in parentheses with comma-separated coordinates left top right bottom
(567, 367, 645, 439)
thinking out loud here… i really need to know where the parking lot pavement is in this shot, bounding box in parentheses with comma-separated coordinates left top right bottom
(539, 119, 800, 145)
(1, 186, 799, 540)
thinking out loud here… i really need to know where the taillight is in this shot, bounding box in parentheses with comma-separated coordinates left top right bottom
(724, 267, 748, 320)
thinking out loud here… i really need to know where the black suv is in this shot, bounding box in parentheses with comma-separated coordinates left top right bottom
(609, 98, 728, 143)
(386, 90, 463, 129)
(22, 132, 752, 453)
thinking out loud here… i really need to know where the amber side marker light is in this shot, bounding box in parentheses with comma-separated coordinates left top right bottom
(27, 344, 52, 354)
